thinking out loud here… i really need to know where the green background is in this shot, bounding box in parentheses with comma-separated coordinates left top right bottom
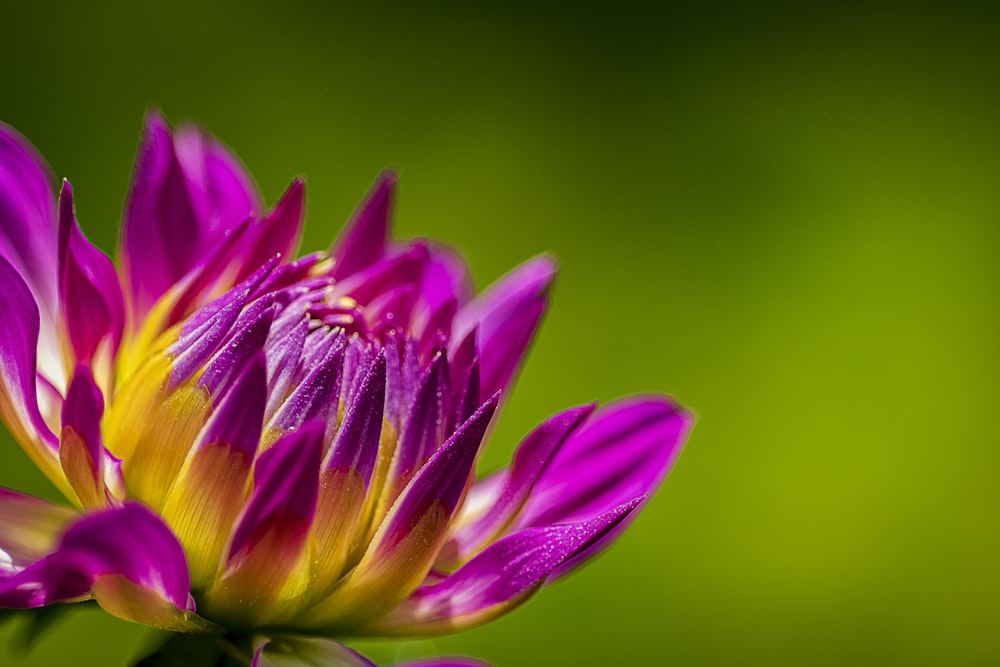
(2, 1, 998, 665)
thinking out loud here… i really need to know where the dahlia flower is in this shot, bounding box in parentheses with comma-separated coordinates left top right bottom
(0, 113, 692, 666)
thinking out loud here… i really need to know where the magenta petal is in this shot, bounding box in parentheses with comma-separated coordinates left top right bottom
(387, 395, 499, 538)
(199, 296, 276, 395)
(62, 365, 106, 462)
(0, 256, 56, 448)
(121, 111, 203, 315)
(331, 170, 397, 280)
(395, 352, 450, 479)
(195, 352, 266, 459)
(0, 121, 58, 320)
(451, 255, 556, 400)
(57, 181, 125, 363)
(173, 123, 262, 240)
(267, 334, 345, 434)
(0, 503, 193, 611)
(373, 498, 641, 634)
(121, 111, 262, 317)
(326, 352, 387, 484)
(517, 396, 692, 529)
(239, 179, 305, 280)
(227, 423, 324, 559)
(444, 404, 595, 563)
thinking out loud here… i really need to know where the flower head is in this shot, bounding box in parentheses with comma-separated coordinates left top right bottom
(0, 113, 692, 666)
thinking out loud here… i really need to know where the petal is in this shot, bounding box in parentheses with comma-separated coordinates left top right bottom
(439, 403, 596, 567)
(238, 178, 305, 280)
(365, 498, 642, 636)
(451, 255, 556, 401)
(161, 353, 265, 586)
(121, 111, 261, 317)
(265, 333, 346, 442)
(326, 351, 387, 483)
(204, 423, 323, 625)
(514, 396, 693, 578)
(0, 255, 62, 484)
(0, 502, 198, 630)
(173, 123, 261, 241)
(60, 365, 121, 508)
(253, 636, 376, 667)
(57, 180, 125, 366)
(0, 121, 58, 324)
(331, 171, 397, 280)
(0, 489, 76, 574)
(304, 396, 498, 631)
(391, 351, 450, 492)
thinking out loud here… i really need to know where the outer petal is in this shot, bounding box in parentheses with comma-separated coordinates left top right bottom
(0, 122, 58, 322)
(451, 255, 556, 401)
(0, 502, 204, 631)
(0, 255, 63, 488)
(238, 178, 305, 280)
(514, 395, 693, 578)
(57, 180, 126, 367)
(0, 489, 76, 575)
(0, 122, 63, 389)
(365, 499, 642, 636)
(121, 111, 261, 318)
(439, 403, 596, 566)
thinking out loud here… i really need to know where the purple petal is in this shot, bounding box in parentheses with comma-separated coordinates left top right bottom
(173, 123, 261, 240)
(0, 503, 193, 612)
(451, 255, 556, 401)
(516, 396, 692, 578)
(61, 366, 105, 460)
(253, 636, 376, 667)
(58, 365, 124, 507)
(384, 394, 498, 544)
(169, 290, 247, 387)
(199, 296, 276, 395)
(331, 170, 397, 280)
(121, 111, 203, 315)
(195, 352, 266, 459)
(326, 352, 387, 484)
(442, 404, 595, 565)
(394, 352, 450, 483)
(517, 396, 692, 529)
(227, 422, 324, 560)
(0, 122, 57, 321)
(368, 499, 641, 635)
(121, 111, 261, 317)
(267, 335, 345, 435)
(238, 179, 305, 280)
(0, 255, 56, 448)
(57, 180, 125, 363)
(334, 243, 429, 308)
(264, 316, 309, 421)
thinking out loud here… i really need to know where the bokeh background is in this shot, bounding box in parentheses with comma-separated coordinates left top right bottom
(2, 1, 998, 665)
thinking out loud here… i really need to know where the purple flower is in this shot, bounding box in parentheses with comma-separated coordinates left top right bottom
(0, 113, 692, 666)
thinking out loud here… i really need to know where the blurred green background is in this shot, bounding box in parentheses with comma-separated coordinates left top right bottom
(2, 1, 998, 665)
